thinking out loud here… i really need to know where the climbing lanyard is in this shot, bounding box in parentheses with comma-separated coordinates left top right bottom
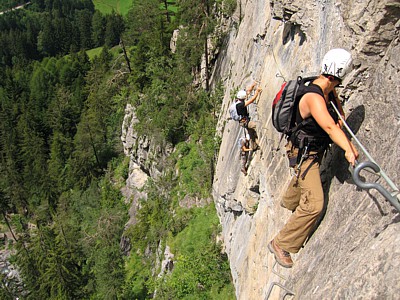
(296, 139, 310, 178)
(330, 101, 400, 212)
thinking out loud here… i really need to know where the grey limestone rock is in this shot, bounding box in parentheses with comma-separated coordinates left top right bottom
(210, 0, 400, 298)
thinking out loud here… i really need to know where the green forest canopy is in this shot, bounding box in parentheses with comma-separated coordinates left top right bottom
(0, 0, 236, 299)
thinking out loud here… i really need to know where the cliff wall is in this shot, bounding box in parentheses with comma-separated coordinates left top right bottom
(211, 0, 400, 299)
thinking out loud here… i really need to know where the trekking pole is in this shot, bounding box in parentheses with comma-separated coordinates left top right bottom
(330, 101, 400, 208)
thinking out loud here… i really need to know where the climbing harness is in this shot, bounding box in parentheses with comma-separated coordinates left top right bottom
(240, 116, 251, 127)
(330, 101, 400, 212)
(299, 155, 319, 180)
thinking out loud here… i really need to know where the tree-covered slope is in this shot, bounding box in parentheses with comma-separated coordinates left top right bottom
(0, 0, 236, 299)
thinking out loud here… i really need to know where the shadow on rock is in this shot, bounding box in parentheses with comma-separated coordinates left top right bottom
(306, 105, 366, 242)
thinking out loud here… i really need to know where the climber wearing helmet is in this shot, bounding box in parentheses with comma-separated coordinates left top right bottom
(268, 48, 359, 268)
(234, 81, 262, 150)
(239, 133, 252, 175)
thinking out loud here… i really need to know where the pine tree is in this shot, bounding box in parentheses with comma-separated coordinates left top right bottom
(91, 10, 105, 47)
(104, 12, 124, 48)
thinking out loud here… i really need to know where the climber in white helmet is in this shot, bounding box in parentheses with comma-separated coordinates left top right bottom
(231, 81, 262, 151)
(238, 133, 252, 175)
(268, 48, 359, 268)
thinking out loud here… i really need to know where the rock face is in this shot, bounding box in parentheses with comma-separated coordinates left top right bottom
(211, 0, 400, 299)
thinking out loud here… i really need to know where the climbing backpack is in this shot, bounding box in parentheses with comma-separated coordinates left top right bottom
(271, 76, 318, 137)
(229, 100, 243, 121)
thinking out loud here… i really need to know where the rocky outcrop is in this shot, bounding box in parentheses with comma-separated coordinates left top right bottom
(0, 247, 25, 297)
(211, 0, 400, 299)
(121, 104, 173, 228)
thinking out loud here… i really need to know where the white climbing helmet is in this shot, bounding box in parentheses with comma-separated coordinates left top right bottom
(245, 133, 250, 140)
(236, 90, 247, 100)
(321, 48, 352, 81)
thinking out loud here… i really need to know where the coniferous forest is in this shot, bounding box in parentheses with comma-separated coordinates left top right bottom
(0, 0, 236, 299)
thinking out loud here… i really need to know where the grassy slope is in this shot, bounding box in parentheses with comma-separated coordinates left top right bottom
(93, 0, 133, 15)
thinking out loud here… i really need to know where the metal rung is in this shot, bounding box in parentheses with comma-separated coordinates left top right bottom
(353, 161, 400, 212)
(265, 281, 295, 300)
(272, 261, 287, 280)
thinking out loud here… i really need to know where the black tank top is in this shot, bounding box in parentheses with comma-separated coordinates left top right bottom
(236, 101, 248, 117)
(293, 83, 338, 150)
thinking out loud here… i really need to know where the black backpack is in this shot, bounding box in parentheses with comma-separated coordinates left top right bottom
(271, 76, 318, 137)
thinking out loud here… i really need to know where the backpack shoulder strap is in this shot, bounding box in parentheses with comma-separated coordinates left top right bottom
(296, 77, 323, 99)
(303, 84, 324, 97)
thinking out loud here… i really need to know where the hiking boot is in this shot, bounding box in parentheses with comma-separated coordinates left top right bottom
(268, 239, 293, 268)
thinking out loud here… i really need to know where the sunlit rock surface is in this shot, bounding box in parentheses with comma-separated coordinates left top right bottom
(210, 0, 400, 299)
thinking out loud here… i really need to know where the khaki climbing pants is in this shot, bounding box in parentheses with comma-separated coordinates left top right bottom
(275, 145, 324, 253)
(240, 120, 259, 150)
